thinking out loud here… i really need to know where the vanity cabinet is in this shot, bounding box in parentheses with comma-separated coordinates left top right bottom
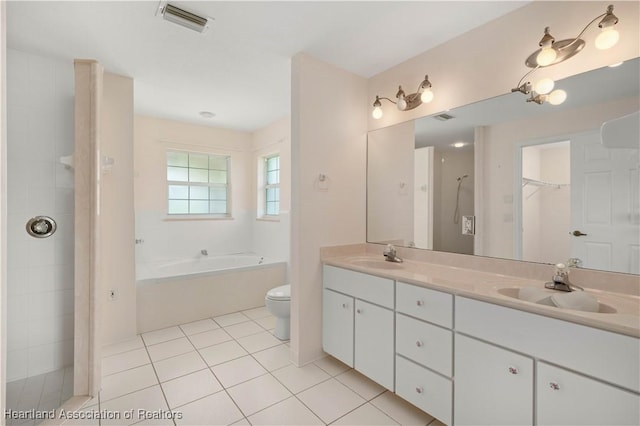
(454, 334, 533, 426)
(322, 265, 395, 390)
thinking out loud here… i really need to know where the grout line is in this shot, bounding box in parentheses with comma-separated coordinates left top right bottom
(139, 335, 177, 426)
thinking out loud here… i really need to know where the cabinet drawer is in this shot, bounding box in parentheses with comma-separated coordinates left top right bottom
(396, 281, 452, 328)
(396, 313, 452, 377)
(323, 265, 394, 308)
(396, 355, 452, 426)
(456, 296, 640, 393)
(537, 362, 640, 425)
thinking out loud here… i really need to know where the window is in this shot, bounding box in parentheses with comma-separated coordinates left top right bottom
(166, 151, 230, 216)
(263, 154, 280, 216)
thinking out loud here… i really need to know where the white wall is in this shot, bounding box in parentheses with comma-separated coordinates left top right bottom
(6, 49, 75, 381)
(367, 121, 414, 245)
(291, 53, 367, 365)
(1, 1, 8, 413)
(100, 73, 136, 345)
(251, 117, 291, 264)
(133, 116, 253, 263)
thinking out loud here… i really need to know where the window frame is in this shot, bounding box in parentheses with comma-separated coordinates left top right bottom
(165, 149, 232, 219)
(258, 153, 280, 220)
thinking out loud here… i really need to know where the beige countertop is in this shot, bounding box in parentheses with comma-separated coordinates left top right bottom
(322, 253, 640, 338)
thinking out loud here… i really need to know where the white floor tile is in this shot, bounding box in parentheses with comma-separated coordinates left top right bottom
(223, 321, 264, 339)
(254, 315, 277, 331)
(141, 326, 185, 346)
(370, 391, 435, 426)
(100, 364, 159, 402)
(175, 391, 243, 426)
(335, 369, 386, 400)
(314, 355, 351, 376)
(252, 344, 292, 371)
(198, 340, 248, 367)
(227, 374, 292, 416)
(213, 312, 250, 327)
(332, 402, 399, 425)
(211, 355, 267, 388)
(230, 418, 251, 426)
(146, 337, 195, 362)
(242, 306, 271, 320)
(236, 330, 282, 353)
(428, 419, 446, 426)
(102, 348, 150, 377)
(179, 319, 220, 336)
(187, 328, 232, 349)
(153, 351, 207, 383)
(248, 396, 324, 425)
(102, 336, 145, 358)
(161, 369, 223, 409)
(272, 363, 331, 394)
(100, 385, 169, 426)
(131, 417, 175, 426)
(297, 378, 366, 424)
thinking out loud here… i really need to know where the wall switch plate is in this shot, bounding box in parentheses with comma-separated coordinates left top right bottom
(462, 215, 475, 235)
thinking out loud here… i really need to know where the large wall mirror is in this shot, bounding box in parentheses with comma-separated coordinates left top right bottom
(367, 58, 639, 275)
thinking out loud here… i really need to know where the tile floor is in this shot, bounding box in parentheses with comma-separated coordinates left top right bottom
(18, 306, 446, 426)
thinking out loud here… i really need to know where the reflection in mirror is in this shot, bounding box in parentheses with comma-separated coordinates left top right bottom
(367, 58, 639, 274)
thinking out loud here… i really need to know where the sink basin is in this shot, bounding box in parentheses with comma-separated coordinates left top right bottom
(347, 257, 404, 270)
(497, 287, 617, 314)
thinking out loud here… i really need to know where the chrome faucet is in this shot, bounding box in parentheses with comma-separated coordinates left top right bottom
(201, 249, 208, 256)
(544, 262, 583, 292)
(383, 244, 403, 263)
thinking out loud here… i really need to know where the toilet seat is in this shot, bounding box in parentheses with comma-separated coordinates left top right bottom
(266, 284, 290, 301)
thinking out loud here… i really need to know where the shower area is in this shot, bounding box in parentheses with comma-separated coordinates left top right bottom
(6, 50, 76, 416)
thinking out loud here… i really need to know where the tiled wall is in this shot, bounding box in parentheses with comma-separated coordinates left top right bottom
(6, 49, 75, 381)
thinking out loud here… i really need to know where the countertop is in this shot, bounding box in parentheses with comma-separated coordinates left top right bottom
(322, 253, 640, 338)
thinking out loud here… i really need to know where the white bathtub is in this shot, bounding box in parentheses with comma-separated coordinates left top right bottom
(136, 254, 286, 333)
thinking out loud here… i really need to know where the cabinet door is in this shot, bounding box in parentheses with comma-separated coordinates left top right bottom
(454, 334, 533, 426)
(322, 289, 354, 367)
(354, 299, 394, 390)
(537, 362, 640, 425)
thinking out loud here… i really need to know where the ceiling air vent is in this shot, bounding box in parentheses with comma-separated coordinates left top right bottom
(433, 113, 455, 122)
(159, 3, 211, 33)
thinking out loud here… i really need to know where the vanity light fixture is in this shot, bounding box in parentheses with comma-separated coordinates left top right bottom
(512, 4, 620, 106)
(372, 75, 434, 119)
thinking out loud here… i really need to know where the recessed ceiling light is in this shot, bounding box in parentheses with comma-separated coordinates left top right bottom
(199, 111, 215, 119)
(608, 61, 624, 68)
(452, 142, 466, 148)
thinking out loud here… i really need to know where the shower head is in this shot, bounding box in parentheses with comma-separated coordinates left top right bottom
(457, 174, 469, 181)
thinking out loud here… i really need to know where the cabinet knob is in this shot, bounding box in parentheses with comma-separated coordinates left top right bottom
(549, 382, 560, 391)
(415, 386, 423, 394)
(341, 303, 348, 309)
(508, 366, 518, 375)
(356, 309, 362, 314)
(416, 300, 424, 306)
(415, 340, 424, 347)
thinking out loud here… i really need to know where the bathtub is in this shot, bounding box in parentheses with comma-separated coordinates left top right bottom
(136, 254, 287, 333)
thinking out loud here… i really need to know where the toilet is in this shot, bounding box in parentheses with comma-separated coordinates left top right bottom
(265, 284, 291, 340)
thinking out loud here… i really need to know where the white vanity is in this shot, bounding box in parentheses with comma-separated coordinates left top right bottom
(321, 254, 640, 426)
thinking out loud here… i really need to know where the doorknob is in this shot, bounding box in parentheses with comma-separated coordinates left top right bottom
(571, 230, 588, 237)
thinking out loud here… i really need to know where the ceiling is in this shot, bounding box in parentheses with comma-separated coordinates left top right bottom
(6, 1, 529, 132)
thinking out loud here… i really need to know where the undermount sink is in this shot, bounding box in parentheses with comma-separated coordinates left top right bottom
(347, 257, 404, 270)
(497, 287, 617, 314)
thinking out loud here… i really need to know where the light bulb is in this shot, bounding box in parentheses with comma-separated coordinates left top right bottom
(420, 89, 434, 103)
(595, 27, 619, 50)
(548, 89, 567, 105)
(536, 47, 557, 67)
(534, 78, 555, 95)
(397, 97, 407, 111)
(372, 106, 383, 119)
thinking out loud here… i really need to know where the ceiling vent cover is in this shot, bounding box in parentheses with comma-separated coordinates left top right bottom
(433, 113, 455, 122)
(159, 3, 211, 33)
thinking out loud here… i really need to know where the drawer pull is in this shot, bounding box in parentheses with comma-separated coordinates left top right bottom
(415, 340, 424, 347)
(415, 386, 423, 394)
(356, 309, 362, 314)
(416, 299, 424, 306)
(341, 303, 348, 309)
(508, 366, 518, 375)
(549, 382, 560, 391)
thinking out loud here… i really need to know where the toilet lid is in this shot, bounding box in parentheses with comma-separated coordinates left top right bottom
(267, 284, 290, 301)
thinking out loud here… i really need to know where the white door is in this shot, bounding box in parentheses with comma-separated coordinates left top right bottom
(571, 132, 640, 273)
(414, 146, 434, 249)
(354, 299, 394, 391)
(322, 289, 354, 367)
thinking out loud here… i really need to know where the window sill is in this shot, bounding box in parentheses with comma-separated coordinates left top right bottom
(163, 215, 234, 221)
(256, 216, 280, 222)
